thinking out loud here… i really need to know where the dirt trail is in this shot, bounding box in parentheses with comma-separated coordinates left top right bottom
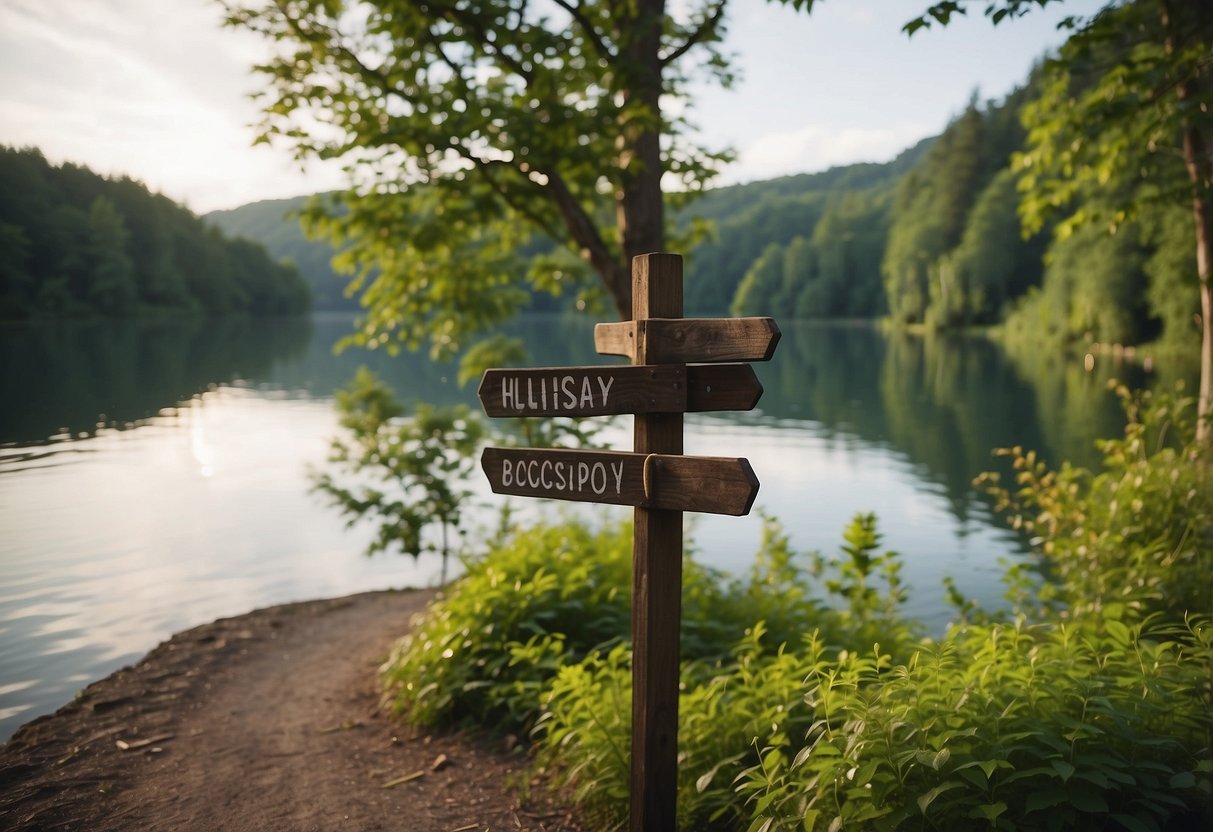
(0, 590, 584, 831)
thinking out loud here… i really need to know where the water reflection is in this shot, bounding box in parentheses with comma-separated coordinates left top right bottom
(0, 313, 1193, 742)
(0, 316, 312, 446)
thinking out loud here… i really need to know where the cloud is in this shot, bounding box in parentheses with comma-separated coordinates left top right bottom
(723, 123, 934, 184)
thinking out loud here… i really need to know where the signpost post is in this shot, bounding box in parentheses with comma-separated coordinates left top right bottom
(477, 252, 778, 832)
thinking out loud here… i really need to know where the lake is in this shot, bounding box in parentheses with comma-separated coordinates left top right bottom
(0, 313, 1176, 741)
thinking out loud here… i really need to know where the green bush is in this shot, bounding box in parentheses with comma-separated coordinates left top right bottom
(381, 520, 634, 730)
(381, 386, 1212, 830)
(977, 383, 1212, 623)
(736, 615, 1211, 831)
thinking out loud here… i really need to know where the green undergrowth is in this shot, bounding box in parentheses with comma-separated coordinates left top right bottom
(380, 387, 1212, 830)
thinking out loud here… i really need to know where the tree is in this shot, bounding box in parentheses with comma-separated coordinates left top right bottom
(221, 0, 738, 364)
(907, 0, 1213, 442)
(312, 367, 486, 583)
(83, 196, 138, 315)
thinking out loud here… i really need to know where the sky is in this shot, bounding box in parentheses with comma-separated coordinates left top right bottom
(0, 0, 1104, 215)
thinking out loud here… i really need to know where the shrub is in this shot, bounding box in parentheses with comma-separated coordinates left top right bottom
(977, 383, 1212, 623)
(381, 520, 633, 730)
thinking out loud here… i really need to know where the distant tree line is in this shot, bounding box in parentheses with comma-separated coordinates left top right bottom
(202, 3, 1203, 358)
(0, 146, 310, 320)
(729, 65, 1197, 351)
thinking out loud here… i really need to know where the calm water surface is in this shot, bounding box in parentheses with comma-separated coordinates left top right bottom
(0, 314, 1172, 740)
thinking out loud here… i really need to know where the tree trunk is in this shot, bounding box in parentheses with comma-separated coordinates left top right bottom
(1192, 181, 1212, 445)
(1162, 0, 1212, 446)
(613, 0, 667, 321)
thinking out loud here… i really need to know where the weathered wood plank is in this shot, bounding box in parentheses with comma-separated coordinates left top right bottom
(630, 253, 683, 832)
(477, 363, 762, 416)
(685, 364, 764, 412)
(595, 317, 780, 364)
(477, 365, 687, 417)
(479, 447, 759, 516)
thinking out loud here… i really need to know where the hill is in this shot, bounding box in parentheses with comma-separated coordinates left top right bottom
(0, 147, 310, 320)
(207, 195, 357, 312)
(206, 143, 935, 318)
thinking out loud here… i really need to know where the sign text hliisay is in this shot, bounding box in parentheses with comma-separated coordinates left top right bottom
(500, 373, 615, 413)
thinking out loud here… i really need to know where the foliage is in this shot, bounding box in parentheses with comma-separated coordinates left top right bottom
(0, 146, 311, 320)
(208, 145, 931, 322)
(312, 368, 485, 578)
(1007, 0, 1213, 439)
(977, 383, 1213, 623)
(221, 0, 739, 359)
(381, 520, 635, 730)
(736, 615, 1211, 832)
(378, 383, 1212, 830)
(807, 513, 915, 656)
(206, 195, 361, 313)
(730, 187, 892, 319)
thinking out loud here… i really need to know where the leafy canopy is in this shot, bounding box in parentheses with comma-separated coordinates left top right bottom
(221, 0, 738, 365)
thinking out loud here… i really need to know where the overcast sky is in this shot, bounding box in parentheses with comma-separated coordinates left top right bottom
(0, 0, 1103, 214)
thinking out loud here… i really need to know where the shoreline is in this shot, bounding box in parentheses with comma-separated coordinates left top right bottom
(0, 588, 584, 832)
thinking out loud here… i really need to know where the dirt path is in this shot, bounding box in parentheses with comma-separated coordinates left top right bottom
(0, 590, 585, 831)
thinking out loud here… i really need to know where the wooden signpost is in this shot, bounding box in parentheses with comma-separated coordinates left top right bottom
(477, 253, 779, 832)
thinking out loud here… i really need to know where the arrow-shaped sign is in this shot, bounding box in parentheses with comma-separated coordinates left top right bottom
(477, 364, 763, 417)
(478, 365, 685, 417)
(480, 447, 760, 516)
(594, 317, 780, 364)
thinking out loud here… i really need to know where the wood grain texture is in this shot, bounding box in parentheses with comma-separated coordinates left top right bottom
(630, 253, 683, 832)
(685, 364, 764, 412)
(477, 363, 762, 417)
(480, 447, 758, 515)
(477, 365, 687, 417)
(595, 317, 780, 364)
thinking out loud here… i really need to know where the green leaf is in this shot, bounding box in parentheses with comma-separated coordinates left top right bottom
(1169, 771, 1196, 789)
(1024, 788, 1068, 814)
(1110, 814, 1157, 832)
(1051, 759, 1076, 782)
(1105, 618, 1131, 645)
(917, 780, 962, 814)
(967, 801, 1008, 823)
(1069, 781, 1110, 814)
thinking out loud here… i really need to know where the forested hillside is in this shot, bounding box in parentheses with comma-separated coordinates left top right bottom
(0, 147, 310, 320)
(207, 196, 359, 312)
(881, 65, 1198, 349)
(206, 146, 934, 319)
(696, 138, 932, 316)
(202, 31, 1201, 356)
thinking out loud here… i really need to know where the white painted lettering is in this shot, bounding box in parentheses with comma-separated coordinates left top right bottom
(526, 378, 538, 410)
(502, 458, 514, 487)
(610, 461, 624, 494)
(580, 376, 594, 409)
(590, 463, 607, 495)
(555, 460, 567, 490)
(596, 375, 614, 406)
(562, 376, 576, 409)
(502, 377, 515, 411)
(540, 460, 552, 489)
(577, 462, 590, 490)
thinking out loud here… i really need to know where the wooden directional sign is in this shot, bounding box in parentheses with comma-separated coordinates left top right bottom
(476, 252, 779, 832)
(480, 447, 760, 516)
(595, 316, 780, 364)
(479, 365, 686, 417)
(477, 363, 764, 417)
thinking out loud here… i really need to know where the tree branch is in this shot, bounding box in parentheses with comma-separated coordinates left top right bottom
(551, 0, 614, 60)
(540, 168, 630, 317)
(422, 0, 536, 85)
(662, 0, 728, 66)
